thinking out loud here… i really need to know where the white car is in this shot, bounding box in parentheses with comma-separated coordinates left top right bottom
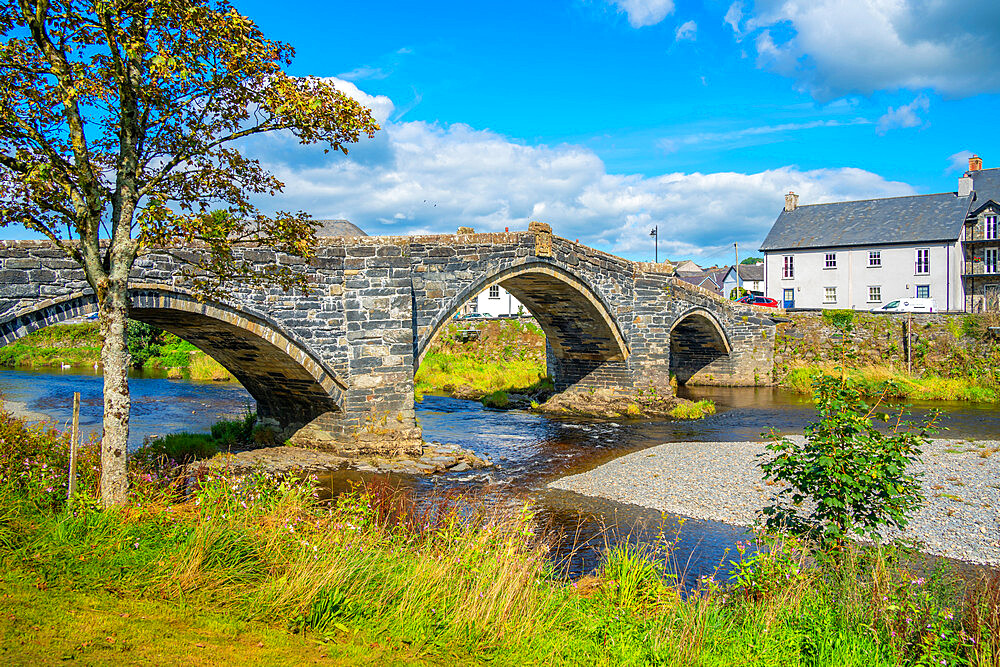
(880, 298, 935, 313)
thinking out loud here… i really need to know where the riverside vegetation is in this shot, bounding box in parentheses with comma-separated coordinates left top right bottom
(1, 380, 999, 665)
(0, 321, 233, 381)
(776, 311, 1000, 403)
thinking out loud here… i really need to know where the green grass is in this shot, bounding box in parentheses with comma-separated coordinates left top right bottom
(2, 406, 998, 665)
(415, 320, 547, 399)
(669, 399, 717, 420)
(783, 364, 999, 402)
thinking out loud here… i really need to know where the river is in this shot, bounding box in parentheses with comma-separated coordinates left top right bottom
(2, 367, 998, 582)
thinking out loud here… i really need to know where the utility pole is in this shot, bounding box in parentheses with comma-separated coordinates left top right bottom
(650, 226, 658, 263)
(734, 242, 740, 296)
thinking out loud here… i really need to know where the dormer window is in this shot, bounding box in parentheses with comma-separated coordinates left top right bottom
(986, 215, 998, 240)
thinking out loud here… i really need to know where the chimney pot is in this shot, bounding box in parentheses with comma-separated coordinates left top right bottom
(969, 155, 983, 172)
(784, 192, 799, 212)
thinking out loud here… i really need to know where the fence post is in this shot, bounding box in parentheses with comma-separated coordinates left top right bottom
(68, 391, 80, 500)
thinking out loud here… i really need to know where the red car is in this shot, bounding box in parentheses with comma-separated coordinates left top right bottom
(737, 295, 779, 308)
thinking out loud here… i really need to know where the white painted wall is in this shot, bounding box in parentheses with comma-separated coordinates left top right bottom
(474, 284, 525, 317)
(763, 242, 964, 311)
(722, 269, 763, 298)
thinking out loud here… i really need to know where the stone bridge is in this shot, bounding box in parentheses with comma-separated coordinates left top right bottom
(0, 224, 775, 454)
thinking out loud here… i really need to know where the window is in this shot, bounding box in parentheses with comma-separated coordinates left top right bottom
(986, 248, 999, 274)
(868, 285, 881, 303)
(986, 215, 998, 240)
(824, 253, 837, 269)
(782, 255, 794, 279)
(824, 287, 837, 303)
(916, 285, 930, 299)
(488, 285, 500, 299)
(868, 251, 881, 267)
(915, 248, 930, 274)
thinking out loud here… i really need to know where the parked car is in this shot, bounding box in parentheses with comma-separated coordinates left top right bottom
(737, 295, 779, 308)
(880, 298, 935, 313)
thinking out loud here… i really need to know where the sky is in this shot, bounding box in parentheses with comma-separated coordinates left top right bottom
(9, 0, 1000, 264)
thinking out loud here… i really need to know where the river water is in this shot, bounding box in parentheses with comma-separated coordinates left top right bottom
(2, 367, 998, 582)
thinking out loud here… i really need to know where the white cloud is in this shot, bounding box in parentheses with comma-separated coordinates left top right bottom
(242, 79, 917, 261)
(947, 150, 975, 173)
(876, 95, 930, 134)
(675, 20, 697, 42)
(659, 118, 870, 152)
(723, 2, 744, 37)
(607, 0, 675, 28)
(729, 0, 1000, 99)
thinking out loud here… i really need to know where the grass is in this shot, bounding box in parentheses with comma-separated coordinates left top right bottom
(783, 363, 999, 402)
(415, 319, 547, 400)
(2, 406, 998, 665)
(0, 322, 233, 381)
(669, 399, 717, 420)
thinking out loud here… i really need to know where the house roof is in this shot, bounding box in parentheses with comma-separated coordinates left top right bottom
(675, 271, 722, 293)
(970, 167, 1000, 214)
(315, 219, 367, 237)
(738, 263, 764, 281)
(759, 192, 973, 252)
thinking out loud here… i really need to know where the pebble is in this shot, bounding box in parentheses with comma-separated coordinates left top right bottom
(550, 437, 1000, 566)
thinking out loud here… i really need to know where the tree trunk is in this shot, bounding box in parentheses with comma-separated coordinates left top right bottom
(99, 282, 131, 505)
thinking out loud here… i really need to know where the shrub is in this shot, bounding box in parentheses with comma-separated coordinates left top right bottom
(481, 390, 509, 409)
(760, 374, 932, 546)
(188, 354, 232, 381)
(669, 399, 716, 420)
(133, 432, 219, 466)
(210, 411, 257, 449)
(822, 309, 855, 332)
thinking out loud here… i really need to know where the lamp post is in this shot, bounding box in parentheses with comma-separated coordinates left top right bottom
(650, 226, 658, 263)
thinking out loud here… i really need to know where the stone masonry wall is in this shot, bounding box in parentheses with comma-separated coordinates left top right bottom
(0, 231, 777, 454)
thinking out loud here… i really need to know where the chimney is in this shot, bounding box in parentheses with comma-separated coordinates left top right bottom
(784, 192, 799, 212)
(958, 176, 973, 197)
(969, 155, 983, 172)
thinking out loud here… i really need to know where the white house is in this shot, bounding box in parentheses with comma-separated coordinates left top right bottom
(721, 263, 764, 299)
(463, 283, 526, 318)
(760, 155, 1000, 312)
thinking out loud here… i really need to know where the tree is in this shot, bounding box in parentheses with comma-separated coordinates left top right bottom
(740, 256, 762, 265)
(0, 0, 378, 505)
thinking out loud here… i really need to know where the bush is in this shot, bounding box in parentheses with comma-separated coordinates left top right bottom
(669, 399, 716, 420)
(481, 390, 509, 408)
(760, 374, 932, 546)
(822, 309, 855, 332)
(134, 432, 219, 466)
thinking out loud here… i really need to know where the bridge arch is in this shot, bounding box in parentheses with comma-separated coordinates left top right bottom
(669, 307, 732, 384)
(419, 261, 629, 389)
(0, 286, 346, 427)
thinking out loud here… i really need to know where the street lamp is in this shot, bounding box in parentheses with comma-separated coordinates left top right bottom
(650, 226, 658, 263)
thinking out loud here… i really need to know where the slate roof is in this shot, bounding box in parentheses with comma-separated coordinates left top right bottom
(760, 192, 973, 252)
(971, 168, 1000, 213)
(738, 263, 764, 282)
(315, 219, 367, 237)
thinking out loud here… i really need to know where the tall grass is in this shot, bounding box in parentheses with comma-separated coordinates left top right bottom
(783, 363, 999, 402)
(1, 406, 997, 664)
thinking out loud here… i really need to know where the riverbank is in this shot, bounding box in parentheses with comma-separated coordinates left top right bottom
(550, 437, 1000, 566)
(775, 311, 1000, 402)
(3, 406, 998, 665)
(0, 321, 233, 381)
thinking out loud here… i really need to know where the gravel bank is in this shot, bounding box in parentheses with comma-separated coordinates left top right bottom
(549, 438, 1000, 566)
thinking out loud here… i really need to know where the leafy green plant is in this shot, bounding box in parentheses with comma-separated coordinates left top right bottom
(822, 309, 855, 332)
(759, 374, 933, 546)
(481, 390, 509, 408)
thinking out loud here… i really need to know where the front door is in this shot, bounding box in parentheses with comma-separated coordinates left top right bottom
(783, 288, 795, 309)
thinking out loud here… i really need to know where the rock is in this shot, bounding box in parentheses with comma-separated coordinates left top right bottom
(449, 462, 471, 472)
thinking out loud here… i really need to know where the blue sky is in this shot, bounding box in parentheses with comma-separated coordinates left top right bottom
(10, 0, 1000, 264)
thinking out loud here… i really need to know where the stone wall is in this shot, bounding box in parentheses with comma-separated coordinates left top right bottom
(773, 310, 1000, 381)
